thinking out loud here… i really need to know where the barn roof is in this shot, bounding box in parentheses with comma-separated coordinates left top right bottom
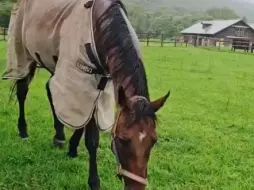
(180, 19, 248, 35)
(249, 23, 254, 30)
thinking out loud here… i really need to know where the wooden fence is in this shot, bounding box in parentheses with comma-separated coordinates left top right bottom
(182, 35, 254, 53)
(0, 29, 189, 47)
(0, 27, 7, 41)
(138, 33, 254, 53)
(1, 29, 254, 53)
(137, 33, 189, 47)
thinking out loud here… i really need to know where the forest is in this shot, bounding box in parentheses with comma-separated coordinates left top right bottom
(0, 0, 251, 37)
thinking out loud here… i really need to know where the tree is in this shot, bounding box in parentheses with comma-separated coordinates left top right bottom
(0, 0, 242, 37)
(0, 0, 13, 27)
(242, 16, 248, 22)
(206, 7, 239, 20)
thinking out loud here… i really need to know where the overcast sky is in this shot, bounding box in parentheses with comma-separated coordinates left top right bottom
(239, 0, 254, 2)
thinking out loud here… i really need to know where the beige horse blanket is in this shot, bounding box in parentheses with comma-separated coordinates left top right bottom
(2, 0, 115, 131)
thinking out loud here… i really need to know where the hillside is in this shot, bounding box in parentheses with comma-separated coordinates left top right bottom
(123, 0, 254, 22)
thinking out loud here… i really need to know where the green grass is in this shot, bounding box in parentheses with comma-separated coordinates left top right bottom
(1, 41, 254, 190)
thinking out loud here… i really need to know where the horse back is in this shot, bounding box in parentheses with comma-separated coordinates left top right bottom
(16, 0, 76, 73)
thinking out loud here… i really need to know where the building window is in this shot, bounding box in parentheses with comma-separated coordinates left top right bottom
(235, 27, 245, 36)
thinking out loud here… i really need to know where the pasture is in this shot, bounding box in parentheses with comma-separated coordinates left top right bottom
(1, 41, 254, 189)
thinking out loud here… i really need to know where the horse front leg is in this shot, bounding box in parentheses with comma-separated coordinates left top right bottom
(46, 80, 65, 148)
(67, 127, 84, 158)
(85, 117, 100, 190)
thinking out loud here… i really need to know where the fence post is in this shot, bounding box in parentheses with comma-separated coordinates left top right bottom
(146, 33, 150, 46)
(218, 39, 221, 50)
(160, 33, 164, 47)
(195, 35, 199, 47)
(174, 38, 176, 47)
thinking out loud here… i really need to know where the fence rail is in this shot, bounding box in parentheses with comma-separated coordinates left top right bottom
(1, 29, 254, 53)
(138, 33, 254, 53)
(0, 29, 189, 47)
(137, 32, 189, 47)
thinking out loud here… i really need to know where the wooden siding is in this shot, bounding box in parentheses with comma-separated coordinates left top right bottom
(214, 21, 254, 39)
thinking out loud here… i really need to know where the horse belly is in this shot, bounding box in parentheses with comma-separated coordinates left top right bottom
(24, 34, 58, 73)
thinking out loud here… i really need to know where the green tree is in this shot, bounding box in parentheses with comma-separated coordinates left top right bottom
(0, 0, 13, 27)
(206, 7, 238, 20)
(0, 0, 242, 37)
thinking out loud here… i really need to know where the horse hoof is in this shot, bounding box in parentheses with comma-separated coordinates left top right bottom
(53, 138, 65, 149)
(67, 151, 78, 158)
(89, 184, 100, 190)
(90, 186, 100, 190)
(21, 137, 29, 141)
(91, 188, 100, 190)
(19, 133, 29, 140)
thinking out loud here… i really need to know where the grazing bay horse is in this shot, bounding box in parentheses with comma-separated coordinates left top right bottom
(2, 0, 170, 189)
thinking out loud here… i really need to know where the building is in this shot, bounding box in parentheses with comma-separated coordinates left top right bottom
(180, 19, 254, 50)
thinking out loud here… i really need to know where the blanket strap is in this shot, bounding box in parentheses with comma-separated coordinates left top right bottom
(85, 43, 111, 91)
(35, 52, 53, 75)
(85, 43, 105, 75)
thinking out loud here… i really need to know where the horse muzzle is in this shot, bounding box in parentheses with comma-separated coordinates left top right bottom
(111, 138, 148, 186)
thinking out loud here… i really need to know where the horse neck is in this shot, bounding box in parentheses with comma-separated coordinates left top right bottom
(107, 55, 150, 101)
(92, 0, 149, 101)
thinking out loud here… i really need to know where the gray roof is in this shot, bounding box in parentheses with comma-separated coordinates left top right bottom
(181, 19, 249, 35)
(249, 23, 254, 30)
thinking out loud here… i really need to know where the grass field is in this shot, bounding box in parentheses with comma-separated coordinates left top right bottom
(1, 41, 254, 190)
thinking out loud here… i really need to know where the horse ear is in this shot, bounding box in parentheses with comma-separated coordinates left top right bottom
(151, 91, 170, 112)
(118, 86, 127, 107)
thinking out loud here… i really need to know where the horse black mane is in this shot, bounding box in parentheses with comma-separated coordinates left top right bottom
(95, 1, 149, 99)
(94, 0, 157, 123)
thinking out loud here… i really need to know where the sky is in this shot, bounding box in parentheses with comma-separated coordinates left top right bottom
(238, 0, 254, 2)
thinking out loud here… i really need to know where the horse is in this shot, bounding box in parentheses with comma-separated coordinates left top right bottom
(2, 0, 170, 189)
